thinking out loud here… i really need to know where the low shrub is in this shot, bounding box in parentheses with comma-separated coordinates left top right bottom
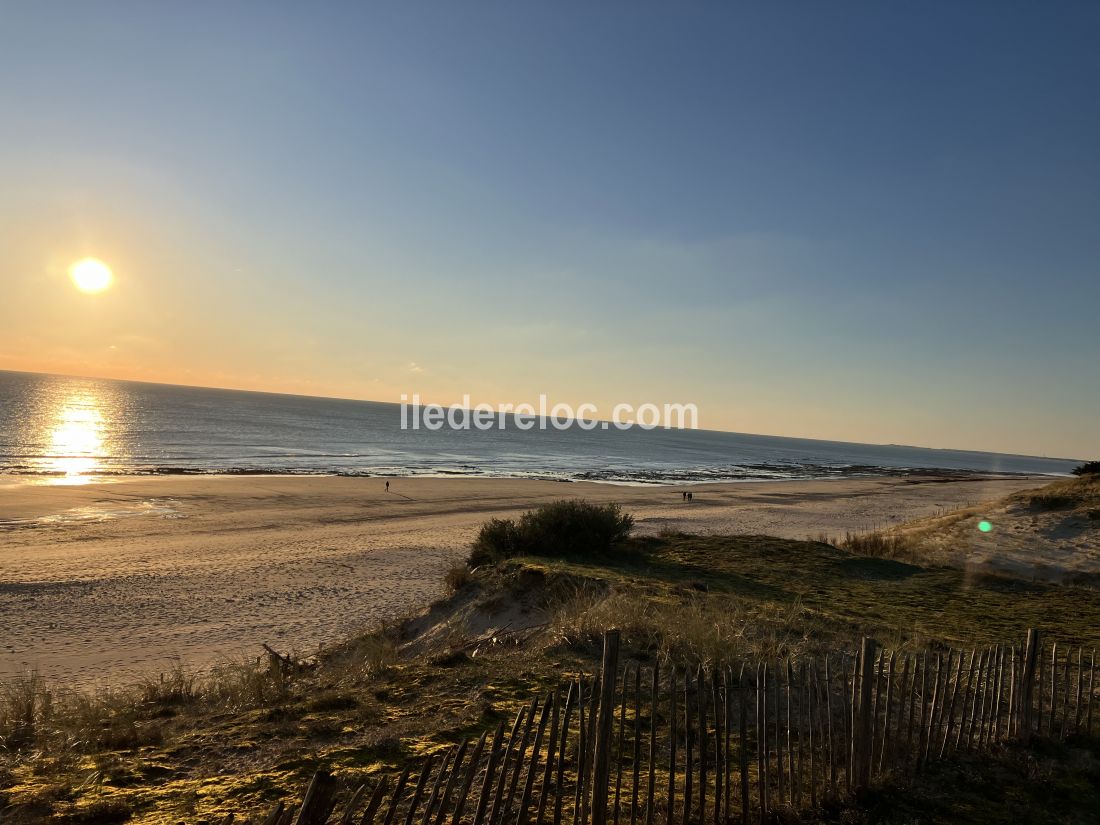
(469, 500, 634, 566)
(1071, 461, 1100, 476)
(469, 518, 520, 567)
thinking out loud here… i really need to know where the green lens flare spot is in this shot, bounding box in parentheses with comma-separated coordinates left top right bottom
(978, 520, 992, 533)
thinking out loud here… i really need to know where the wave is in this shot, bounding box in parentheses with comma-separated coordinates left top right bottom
(0, 461, 1045, 486)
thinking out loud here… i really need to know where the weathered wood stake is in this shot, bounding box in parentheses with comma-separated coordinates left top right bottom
(592, 632, 621, 825)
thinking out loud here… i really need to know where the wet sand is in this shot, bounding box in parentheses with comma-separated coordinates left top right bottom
(0, 473, 1046, 686)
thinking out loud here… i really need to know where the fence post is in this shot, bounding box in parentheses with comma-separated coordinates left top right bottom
(293, 770, 337, 825)
(592, 631, 620, 825)
(856, 637, 877, 789)
(1020, 629, 1040, 741)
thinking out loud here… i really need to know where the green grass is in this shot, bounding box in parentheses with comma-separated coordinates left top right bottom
(537, 534, 1100, 654)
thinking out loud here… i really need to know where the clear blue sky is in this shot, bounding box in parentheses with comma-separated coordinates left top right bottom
(1, 2, 1097, 458)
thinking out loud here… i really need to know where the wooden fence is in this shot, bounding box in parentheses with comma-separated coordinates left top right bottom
(254, 629, 1096, 825)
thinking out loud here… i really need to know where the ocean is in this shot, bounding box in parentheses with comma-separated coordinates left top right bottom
(0, 370, 1080, 484)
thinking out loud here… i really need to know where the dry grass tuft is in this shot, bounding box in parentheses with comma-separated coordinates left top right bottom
(549, 581, 816, 665)
(444, 564, 473, 593)
(836, 530, 927, 562)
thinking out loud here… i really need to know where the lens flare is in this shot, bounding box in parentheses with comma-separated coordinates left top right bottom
(978, 520, 992, 533)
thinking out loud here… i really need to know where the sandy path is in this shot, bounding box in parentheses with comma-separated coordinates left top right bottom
(0, 473, 1045, 686)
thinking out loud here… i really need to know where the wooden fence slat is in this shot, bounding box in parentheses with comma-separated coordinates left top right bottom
(630, 669, 642, 825)
(985, 646, 999, 745)
(475, 722, 509, 825)
(363, 777, 392, 825)
(722, 667, 731, 824)
(341, 784, 369, 825)
(1074, 648, 1084, 735)
(294, 771, 338, 825)
(1036, 643, 1047, 739)
(582, 676, 601, 825)
(876, 651, 894, 775)
(488, 705, 529, 825)
(914, 651, 930, 767)
(416, 755, 448, 825)
(904, 654, 919, 760)
(519, 695, 554, 825)
(382, 765, 412, 825)
(263, 802, 285, 825)
(808, 661, 818, 808)
(667, 669, 677, 825)
(825, 655, 837, 798)
(738, 665, 749, 825)
(502, 700, 538, 825)
(972, 648, 987, 749)
(574, 681, 587, 825)
(536, 690, 562, 825)
(758, 663, 768, 825)
(684, 670, 694, 825)
(959, 648, 977, 750)
(842, 654, 854, 795)
(613, 670, 627, 825)
(893, 654, 908, 768)
(712, 669, 722, 825)
(403, 755, 435, 825)
(939, 651, 963, 759)
(646, 664, 658, 825)
(592, 632, 621, 825)
(1007, 647, 1018, 739)
(989, 646, 1003, 745)
(1087, 650, 1096, 736)
(853, 638, 871, 787)
(553, 684, 577, 825)
(849, 648, 860, 787)
(1019, 631, 1040, 741)
(794, 661, 805, 809)
(965, 649, 984, 750)
(773, 663, 784, 808)
(786, 659, 797, 806)
(921, 652, 942, 768)
(1059, 646, 1072, 742)
(433, 741, 468, 825)
(993, 646, 1006, 743)
(935, 651, 955, 759)
(869, 649, 884, 773)
(1047, 643, 1058, 738)
(453, 728, 492, 825)
(697, 667, 706, 825)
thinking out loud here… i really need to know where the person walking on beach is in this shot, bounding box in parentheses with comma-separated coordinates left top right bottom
(385, 480, 390, 493)
(687, 491, 693, 503)
(682, 491, 686, 502)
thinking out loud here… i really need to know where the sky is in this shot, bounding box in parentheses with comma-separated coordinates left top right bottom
(1, 2, 1097, 459)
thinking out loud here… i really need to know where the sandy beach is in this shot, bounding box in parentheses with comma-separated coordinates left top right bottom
(0, 473, 1046, 686)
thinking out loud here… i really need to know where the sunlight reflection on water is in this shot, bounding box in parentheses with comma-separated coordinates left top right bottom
(20, 379, 126, 484)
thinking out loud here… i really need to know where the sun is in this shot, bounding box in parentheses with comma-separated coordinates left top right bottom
(69, 258, 114, 293)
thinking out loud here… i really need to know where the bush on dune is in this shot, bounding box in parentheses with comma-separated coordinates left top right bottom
(1071, 460, 1100, 477)
(469, 499, 634, 567)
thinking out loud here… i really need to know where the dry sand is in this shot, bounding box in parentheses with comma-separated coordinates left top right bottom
(0, 473, 1047, 686)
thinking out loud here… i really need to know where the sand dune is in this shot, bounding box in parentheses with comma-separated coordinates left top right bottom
(0, 473, 1046, 686)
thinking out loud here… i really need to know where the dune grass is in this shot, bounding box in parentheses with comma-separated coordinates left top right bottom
(3, 523, 1099, 822)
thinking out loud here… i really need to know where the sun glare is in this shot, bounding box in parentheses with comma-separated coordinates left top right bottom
(69, 258, 114, 293)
